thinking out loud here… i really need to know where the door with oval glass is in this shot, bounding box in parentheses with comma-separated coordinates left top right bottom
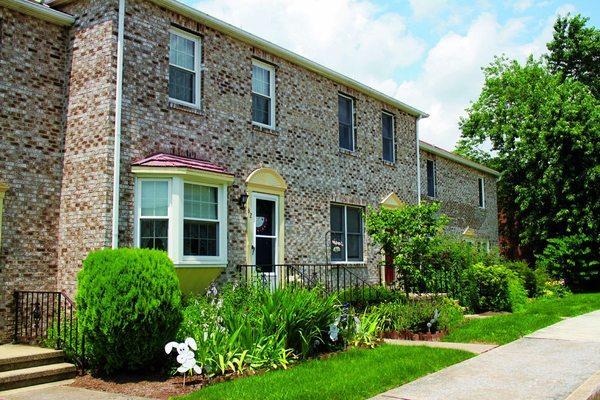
(251, 193, 278, 289)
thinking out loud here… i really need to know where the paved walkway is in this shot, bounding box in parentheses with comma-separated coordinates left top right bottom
(383, 339, 497, 354)
(1, 385, 150, 400)
(372, 309, 600, 400)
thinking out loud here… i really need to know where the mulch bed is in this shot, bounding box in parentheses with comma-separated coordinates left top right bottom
(71, 370, 250, 399)
(381, 330, 447, 341)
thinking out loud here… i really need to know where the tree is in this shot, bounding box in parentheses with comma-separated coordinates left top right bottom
(365, 203, 449, 296)
(546, 14, 600, 98)
(459, 56, 600, 289)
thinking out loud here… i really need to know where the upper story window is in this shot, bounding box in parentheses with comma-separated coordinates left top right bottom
(426, 159, 437, 198)
(478, 177, 485, 208)
(136, 177, 228, 265)
(169, 28, 201, 108)
(338, 94, 355, 151)
(330, 204, 364, 263)
(252, 60, 276, 128)
(382, 112, 395, 163)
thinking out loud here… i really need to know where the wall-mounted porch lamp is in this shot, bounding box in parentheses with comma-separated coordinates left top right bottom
(238, 193, 249, 209)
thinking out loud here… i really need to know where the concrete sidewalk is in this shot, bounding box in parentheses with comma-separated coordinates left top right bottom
(371, 309, 600, 400)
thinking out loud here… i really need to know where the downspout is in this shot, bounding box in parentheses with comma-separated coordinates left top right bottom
(111, 0, 126, 249)
(415, 116, 422, 204)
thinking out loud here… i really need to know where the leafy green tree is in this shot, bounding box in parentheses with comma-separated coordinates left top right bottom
(459, 56, 600, 288)
(546, 14, 600, 98)
(365, 203, 449, 296)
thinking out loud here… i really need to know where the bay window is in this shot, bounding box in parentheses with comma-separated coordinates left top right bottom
(135, 177, 228, 265)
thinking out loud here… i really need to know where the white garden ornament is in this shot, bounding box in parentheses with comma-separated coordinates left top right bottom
(165, 338, 202, 385)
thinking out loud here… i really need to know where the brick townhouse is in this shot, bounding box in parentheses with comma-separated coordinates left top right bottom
(0, 0, 499, 343)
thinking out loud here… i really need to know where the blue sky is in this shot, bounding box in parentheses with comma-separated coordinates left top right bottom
(180, 0, 598, 149)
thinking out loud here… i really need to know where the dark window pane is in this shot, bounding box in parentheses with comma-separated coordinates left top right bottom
(383, 137, 394, 162)
(339, 123, 353, 150)
(252, 93, 271, 125)
(427, 160, 436, 197)
(346, 207, 362, 234)
(330, 231, 345, 261)
(140, 219, 168, 251)
(330, 205, 344, 232)
(347, 233, 363, 261)
(184, 220, 218, 256)
(256, 199, 275, 236)
(169, 66, 195, 103)
(478, 179, 484, 207)
(382, 113, 394, 162)
(256, 237, 275, 268)
(338, 95, 354, 150)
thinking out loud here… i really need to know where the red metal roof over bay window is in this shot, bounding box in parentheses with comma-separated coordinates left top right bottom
(132, 153, 232, 176)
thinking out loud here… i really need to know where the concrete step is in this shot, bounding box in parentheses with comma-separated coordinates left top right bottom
(0, 345, 66, 372)
(0, 350, 66, 373)
(0, 363, 77, 392)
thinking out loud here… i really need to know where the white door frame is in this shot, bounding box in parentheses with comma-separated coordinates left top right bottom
(251, 192, 279, 287)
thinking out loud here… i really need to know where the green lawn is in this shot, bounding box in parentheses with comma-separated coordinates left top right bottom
(444, 293, 600, 345)
(179, 345, 472, 400)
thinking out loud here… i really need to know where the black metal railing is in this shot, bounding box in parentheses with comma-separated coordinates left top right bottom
(13, 291, 85, 368)
(236, 264, 384, 305)
(402, 267, 466, 301)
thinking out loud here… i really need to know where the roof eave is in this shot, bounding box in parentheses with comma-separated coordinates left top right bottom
(1, 0, 74, 26)
(419, 141, 500, 177)
(148, 0, 428, 118)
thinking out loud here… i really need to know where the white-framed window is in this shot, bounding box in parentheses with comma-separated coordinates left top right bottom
(382, 112, 395, 163)
(135, 177, 228, 265)
(138, 179, 170, 252)
(330, 204, 364, 263)
(252, 59, 276, 128)
(169, 28, 201, 108)
(338, 94, 355, 151)
(426, 159, 437, 198)
(478, 177, 485, 208)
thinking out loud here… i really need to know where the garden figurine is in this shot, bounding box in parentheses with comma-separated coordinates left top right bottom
(165, 338, 202, 385)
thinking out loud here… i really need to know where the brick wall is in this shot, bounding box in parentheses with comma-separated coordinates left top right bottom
(117, 0, 420, 283)
(420, 149, 499, 243)
(55, 0, 119, 296)
(0, 6, 69, 343)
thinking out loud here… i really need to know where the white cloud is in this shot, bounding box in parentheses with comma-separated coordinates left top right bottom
(384, 7, 571, 150)
(194, 0, 426, 81)
(409, 0, 448, 19)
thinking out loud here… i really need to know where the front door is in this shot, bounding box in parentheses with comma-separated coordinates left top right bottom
(251, 193, 278, 288)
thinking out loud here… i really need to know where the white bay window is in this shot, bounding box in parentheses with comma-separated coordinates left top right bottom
(135, 176, 228, 266)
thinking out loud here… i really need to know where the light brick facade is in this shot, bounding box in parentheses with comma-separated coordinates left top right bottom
(0, 0, 499, 343)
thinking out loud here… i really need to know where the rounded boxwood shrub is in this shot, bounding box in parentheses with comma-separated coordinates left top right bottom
(462, 263, 527, 313)
(77, 248, 182, 374)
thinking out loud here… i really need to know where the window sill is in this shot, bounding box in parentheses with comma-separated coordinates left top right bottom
(169, 101, 204, 116)
(330, 261, 366, 266)
(382, 160, 396, 168)
(174, 262, 227, 269)
(251, 122, 280, 135)
(339, 148, 358, 157)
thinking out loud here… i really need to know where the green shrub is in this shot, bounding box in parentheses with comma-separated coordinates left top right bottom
(373, 297, 463, 333)
(504, 261, 548, 298)
(77, 248, 182, 374)
(338, 285, 406, 308)
(536, 234, 600, 291)
(462, 263, 527, 313)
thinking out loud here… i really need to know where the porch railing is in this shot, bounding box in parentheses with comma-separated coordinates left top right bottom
(13, 290, 85, 368)
(235, 264, 383, 305)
